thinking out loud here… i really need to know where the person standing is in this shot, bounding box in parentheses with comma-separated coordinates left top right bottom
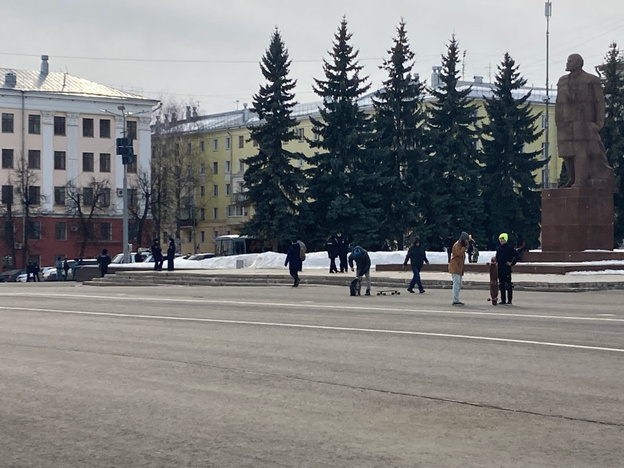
(348, 246, 372, 296)
(466, 234, 476, 263)
(495, 232, 518, 305)
(97, 249, 111, 278)
(166, 238, 176, 271)
(284, 239, 302, 287)
(403, 238, 429, 294)
(151, 238, 163, 271)
(63, 259, 70, 280)
(448, 232, 469, 306)
(326, 235, 339, 273)
(335, 232, 349, 273)
(55, 256, 64, 282)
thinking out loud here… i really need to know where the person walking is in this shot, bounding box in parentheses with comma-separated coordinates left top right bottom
(97, 249, 112, 278)
(151, 238, 163, 271)
(448, 232, 469, 306)
(403, 237, 429, 294)
(336, 232, 349, 273)
(348, 246, 372, 296)
(284, 239, 302, 287)
(496, 232, 518, 305)
(166, 238, 176, 271)
(326, 235, 339, 273)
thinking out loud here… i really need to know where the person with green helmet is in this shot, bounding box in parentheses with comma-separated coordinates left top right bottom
(495, 232, 518, 305)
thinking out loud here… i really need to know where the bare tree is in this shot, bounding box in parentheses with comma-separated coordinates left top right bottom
(128, 168, 152, 249)
(65, 177, 111, 258)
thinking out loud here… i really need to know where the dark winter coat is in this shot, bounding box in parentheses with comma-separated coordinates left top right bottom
(167, 240, 176, 260)
(403, 244, 429, 269)
(284, 243, 302, 271)
(348, 246, 371, 276)
(495, 242, 518, 276)
(326, 236, 339, 259)
(335, 235, 348, 256)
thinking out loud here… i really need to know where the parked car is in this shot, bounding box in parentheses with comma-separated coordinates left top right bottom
(0, 269, 26, 282)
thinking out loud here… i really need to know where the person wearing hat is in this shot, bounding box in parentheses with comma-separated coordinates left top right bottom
(448, 232, 469, 305)
(335, 232, 349, 273)
(495, 232, 518, 305)
(284, 239, 302, 287)
(348, 245, 372, 296)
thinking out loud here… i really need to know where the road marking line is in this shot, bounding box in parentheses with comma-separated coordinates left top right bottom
(1, 291, 623, 323)
(0, 305, 622, 354)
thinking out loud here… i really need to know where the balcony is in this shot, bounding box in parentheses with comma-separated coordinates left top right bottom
(231, 192, 248, 204)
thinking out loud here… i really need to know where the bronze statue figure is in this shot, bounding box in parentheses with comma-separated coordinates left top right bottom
(555, 54, 613, 188)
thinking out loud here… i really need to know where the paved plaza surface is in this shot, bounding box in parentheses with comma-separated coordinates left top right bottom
(0, 282, 622, 467)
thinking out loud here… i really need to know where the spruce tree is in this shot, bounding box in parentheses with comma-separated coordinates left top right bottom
(600, 42, 624, 247)
(422, 36, 483, 248)
(480, 53, 545, 249)
(241, 29, 307, 248)
(371, 19, 428, 250)
(306, 17, 383, 249)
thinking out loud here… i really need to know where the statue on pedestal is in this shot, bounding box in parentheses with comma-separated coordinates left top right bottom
(555, 53, 613, 188)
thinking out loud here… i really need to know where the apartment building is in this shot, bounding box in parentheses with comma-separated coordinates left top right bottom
(0, 56, 158, 270)
(153, 75, 556, 255)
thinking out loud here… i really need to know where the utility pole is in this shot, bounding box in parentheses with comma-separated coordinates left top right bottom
(544, 1, 552, 188)
(115, 105, 135, 264)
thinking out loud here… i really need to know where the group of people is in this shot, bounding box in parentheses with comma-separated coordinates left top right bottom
(151, 238, 177, 272)
(324, 232, 349, 273)
(25, 261, 41, 282)
(54, 256, 71, 281)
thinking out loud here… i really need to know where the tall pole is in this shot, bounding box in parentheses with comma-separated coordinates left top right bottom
(119, 106, 130, 264)
(544, 1, 552, 188)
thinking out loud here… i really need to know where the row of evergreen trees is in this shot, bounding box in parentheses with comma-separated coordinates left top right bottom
(241, 18, 622, 252)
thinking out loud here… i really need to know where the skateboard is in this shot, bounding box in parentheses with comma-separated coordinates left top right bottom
(377, 290, 400, 296)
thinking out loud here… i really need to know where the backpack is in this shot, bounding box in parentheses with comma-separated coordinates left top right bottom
(297, 240, 307, 261)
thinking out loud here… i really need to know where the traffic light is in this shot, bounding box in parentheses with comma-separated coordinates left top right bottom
(116, 137, 135, 165)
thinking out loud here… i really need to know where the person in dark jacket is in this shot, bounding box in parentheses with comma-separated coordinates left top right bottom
(326, 235, 339, 273)
(97, 249, 112, 277)
(348, 245, 371, 296)
(403, 238, 429, 293)
(495, 232, 518, 305)
(151, 238, 163, 271)
(336, 232, 349, 272)
(167, 238, 176, 271)
(443, 233, 455, 263)
(284, 239, 302, 287)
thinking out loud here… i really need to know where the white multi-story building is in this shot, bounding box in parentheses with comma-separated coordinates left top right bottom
(0, 55, 158, 270)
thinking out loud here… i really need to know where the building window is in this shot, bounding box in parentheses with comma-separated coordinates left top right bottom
(1, 185, 13, 205)
(28, 115, 41, 135)
(252, 139, 258, 147)
(187, 165, 192, 177)
(100, 188, 111, 207)
(127, 121, 137, 140)
(187, 231, 192, 243)
(225, 137, 231, 150)
(239, 159, 245, 172)
(200, 208, 205, 220)
(213, 162, 218, 174)
(200, 141, 205, 152)
(82, 152, 94, 172)
(212, 139, 218, 151)
(54, 151, 66, 170)
(297, 128, 304, 141)
(201, 231, 205, 242)
(2, 113, 14, 133)
(200, 185, 205, 197)
(54, 222, 66, 241)
(27, 221, 41, 240)
(54, 116, 66, 136)
(99, 153, 111, 172)
(128, 189, 138, 207)
(213, 184, 218, 196)
(213, 207, 218, 220)
(127, 158, 137, 174)
(186, 142, 192, 155)
(199, 163, 205, 175)
(100, 223, 112, 241)
(82, 118, 94, 137)
(28, 186, 40, 206)
(226, 183, 231, 195)
(175, 143, 180, 156)
(54, 186, 66, 205)
(28, 150, 41, 169)
(83, 187, 94, 206)
(2, 149, 13, 169)
(238, 135, 244, 148)
(100, 119, 111, 138)
(225, 161, 231, 173)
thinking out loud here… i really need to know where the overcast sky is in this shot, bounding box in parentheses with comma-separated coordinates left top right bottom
(1, 0, 623, 114)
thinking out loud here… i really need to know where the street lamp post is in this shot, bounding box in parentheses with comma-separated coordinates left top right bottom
(118, 105, 130, 264)
(544, 1, 552, 188)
